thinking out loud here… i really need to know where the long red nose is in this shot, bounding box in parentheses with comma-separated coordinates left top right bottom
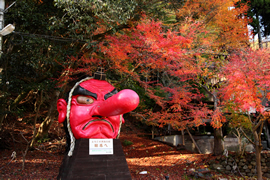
(94, 89, 139, 117)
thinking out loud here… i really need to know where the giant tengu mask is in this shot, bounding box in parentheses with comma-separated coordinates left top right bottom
(57, 68, 139, 156)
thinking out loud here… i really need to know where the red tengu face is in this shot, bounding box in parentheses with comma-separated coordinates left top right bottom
(57, 78, 139, 139)
(71, 79, 121, 139)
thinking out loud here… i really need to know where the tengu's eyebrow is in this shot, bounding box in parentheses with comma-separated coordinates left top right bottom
(73, 85, 97, 100)
(104, 88, 118, 100)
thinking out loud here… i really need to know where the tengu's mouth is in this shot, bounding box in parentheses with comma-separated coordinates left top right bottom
(82, 119, 114, 133)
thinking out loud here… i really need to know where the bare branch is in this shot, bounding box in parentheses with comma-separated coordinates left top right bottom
(240, 128, 255, 145)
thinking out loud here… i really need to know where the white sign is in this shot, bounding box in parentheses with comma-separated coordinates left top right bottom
(89, 139, 113, 155)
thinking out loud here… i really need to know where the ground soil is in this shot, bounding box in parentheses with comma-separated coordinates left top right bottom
(0, 118, 268, 180)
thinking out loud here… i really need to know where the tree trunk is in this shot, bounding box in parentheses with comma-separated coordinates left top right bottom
(233, 128, 245, 155)
(30, 90, 60, 148)
(0, 38, 15, 131)
(20, 131, 30, 170)
(186, 127, 201, 154)
(181, 129, 185, 145)
(253, 120, 264, 180)
(255, 144, 263, 180)
(152, 126, 155, 139)
(241, 117, 264, 180)
(213, 127, 224, 155)
(0, 104, 6, 131)
(30, 90, 44, 148)
(256, 12, 263, 49)
(254, 130, 263, 180)
(212, 90, 224, 156)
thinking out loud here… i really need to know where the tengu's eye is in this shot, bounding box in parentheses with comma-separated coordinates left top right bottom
(77, 96, 94, 104)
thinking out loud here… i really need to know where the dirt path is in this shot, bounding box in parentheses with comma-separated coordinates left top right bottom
(0, 120, 262, 179)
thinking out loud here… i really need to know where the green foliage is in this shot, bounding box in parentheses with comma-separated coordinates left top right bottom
(50, 0, 139, 44)
(0, 0, 189, 132)
(227, 113, 252, 130)
(122, 139, 133, 146)
(0, 0, 80, 129)
(37, 134, 50, 143)
(106, 69, 156, 112)
(54, 0, 138, 25)
(238, 0, 270, 37)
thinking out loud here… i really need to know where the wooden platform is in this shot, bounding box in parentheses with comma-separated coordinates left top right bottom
(57, 139, 132, 180)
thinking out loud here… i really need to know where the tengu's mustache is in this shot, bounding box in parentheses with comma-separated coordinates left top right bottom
(82, 119, 114, 132)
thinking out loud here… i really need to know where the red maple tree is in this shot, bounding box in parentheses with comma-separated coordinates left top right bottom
(56, 1, 251, 157)
(176, 0, 250, 51)
(220, 48, 270, 180)
(99, 16, 211, 130)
